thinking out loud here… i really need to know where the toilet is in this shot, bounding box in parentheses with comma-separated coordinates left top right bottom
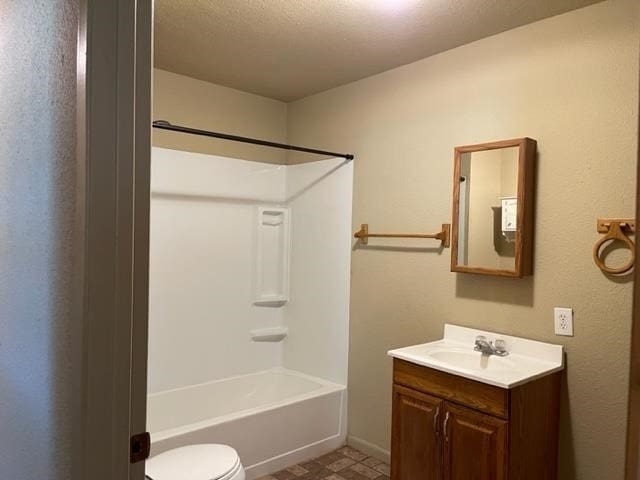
(146, 444, 245, 480)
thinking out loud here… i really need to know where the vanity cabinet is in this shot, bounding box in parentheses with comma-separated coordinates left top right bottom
(392, 385, 442, 480)
(391, 359, 561, 480)
(441, 402, 507, 480)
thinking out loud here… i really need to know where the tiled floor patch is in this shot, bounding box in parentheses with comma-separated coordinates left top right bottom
(258, 446, 390, 480)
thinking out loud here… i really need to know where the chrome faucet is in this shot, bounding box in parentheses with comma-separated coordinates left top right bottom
(474, 335, 508, 356)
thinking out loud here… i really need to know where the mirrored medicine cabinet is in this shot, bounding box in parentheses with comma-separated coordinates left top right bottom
(450, 138, 536, 278)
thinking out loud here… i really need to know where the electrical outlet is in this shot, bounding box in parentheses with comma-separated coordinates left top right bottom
(554, 307, 574, 336)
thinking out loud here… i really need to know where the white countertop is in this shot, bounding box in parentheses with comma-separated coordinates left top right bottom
(388, 324, 564, 389)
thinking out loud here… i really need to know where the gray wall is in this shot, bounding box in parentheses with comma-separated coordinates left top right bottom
(0, 1, 79, 478)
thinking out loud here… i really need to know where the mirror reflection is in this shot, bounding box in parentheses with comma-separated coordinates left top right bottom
(456, 147, 519, 270)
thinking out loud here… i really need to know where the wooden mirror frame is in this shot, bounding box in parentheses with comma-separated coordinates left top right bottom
(450, 138, 537, 278)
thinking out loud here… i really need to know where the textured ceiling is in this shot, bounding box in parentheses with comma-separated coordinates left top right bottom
(154, 0, 603, 102)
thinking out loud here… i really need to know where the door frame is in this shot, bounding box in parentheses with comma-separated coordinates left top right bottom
(625, 40, 640, 478)
(75, 1, 152, 479)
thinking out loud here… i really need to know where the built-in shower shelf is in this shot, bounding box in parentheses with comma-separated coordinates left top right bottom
(254, 207, 290, 307)
(253, 296, 288, 307)
(250, 326, 289, 342)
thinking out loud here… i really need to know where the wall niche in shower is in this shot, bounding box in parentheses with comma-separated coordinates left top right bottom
(254, 207, 290, 307)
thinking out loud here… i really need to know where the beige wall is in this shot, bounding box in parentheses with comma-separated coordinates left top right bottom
(287, 1, 639, 478)
(153, 69, 288, 163)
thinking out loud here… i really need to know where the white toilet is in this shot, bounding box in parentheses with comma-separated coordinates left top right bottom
(146, 444, 245, 480)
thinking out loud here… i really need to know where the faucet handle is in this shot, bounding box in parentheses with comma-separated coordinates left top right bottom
(475, 335, 487, 344)
(494, 338, 507, 354)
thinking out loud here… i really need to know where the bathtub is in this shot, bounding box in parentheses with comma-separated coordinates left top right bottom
(147, 368, 347, 479)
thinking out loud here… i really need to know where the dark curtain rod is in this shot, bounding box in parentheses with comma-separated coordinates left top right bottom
(152, 120, 354, 161)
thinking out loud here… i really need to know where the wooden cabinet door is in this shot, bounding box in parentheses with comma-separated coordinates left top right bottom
(391, 384, 443, 480)
(442, 402, 508, 480)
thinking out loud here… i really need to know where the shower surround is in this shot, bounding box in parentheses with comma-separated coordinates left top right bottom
(148, 147, 353, 478)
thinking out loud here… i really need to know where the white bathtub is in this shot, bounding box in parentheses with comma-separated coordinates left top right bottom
(147, 368, 347, 479)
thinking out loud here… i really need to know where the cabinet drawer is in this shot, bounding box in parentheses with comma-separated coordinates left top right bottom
(393, 359, 509, 419)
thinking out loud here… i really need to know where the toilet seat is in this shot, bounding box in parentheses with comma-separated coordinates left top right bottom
(216, 460, 243, 480)
(146, 444, 245, 480)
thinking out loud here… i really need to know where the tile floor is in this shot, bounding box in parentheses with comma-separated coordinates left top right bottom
(257, 446, 390, 480)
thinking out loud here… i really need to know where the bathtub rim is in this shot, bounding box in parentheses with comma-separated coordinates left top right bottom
(148, 367, 346, 442)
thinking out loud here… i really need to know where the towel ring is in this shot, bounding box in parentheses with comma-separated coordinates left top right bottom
(593, 219, 635, 275)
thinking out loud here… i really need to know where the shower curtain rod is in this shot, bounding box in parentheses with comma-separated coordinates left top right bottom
(152, 120, 354, 161)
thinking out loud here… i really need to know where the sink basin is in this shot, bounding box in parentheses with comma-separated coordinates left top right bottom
(426, 348, 515, 373)
(388, 324, 564, 389)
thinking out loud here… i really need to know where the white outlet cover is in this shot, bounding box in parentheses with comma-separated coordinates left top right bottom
(554, 307, 574, 336)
